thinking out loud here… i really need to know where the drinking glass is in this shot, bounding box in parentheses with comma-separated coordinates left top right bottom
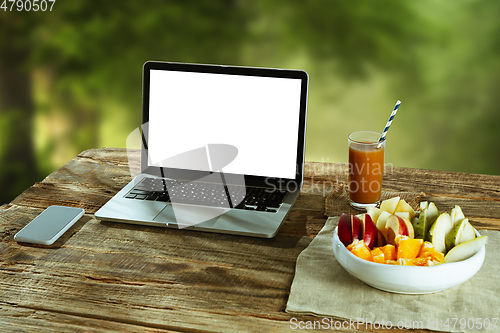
(348, 131, 385, 209)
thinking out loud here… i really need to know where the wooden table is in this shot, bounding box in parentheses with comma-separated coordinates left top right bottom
(1, 148, 499, 332)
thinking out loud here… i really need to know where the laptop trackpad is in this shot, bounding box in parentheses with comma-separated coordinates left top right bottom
(153, 204, 229, 228)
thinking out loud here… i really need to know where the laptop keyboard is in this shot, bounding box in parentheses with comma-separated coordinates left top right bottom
(124, 177, 287, 213)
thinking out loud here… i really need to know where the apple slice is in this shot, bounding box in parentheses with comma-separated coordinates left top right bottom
(366, 206, 382, 224)
(338, 213, 353, 246)
(450, 205, 465, 228)
(376, 230, 387, 247)
(427, 212, 453, 253)
(394, 211, 410, 220)
(380, 196, 400, 214)
(376, 211, 392, 240)
(337, 213, 362, 247)
(351, 214, 362, 242)
(359, 214, 378, 249)
(444, 236, 488, 263)
(394, 199, 416, 220)
(401, 216, 415, 239)
(385, 215, 409, 245)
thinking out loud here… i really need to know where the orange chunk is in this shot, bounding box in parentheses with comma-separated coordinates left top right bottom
(410, 257, 431, 266)
(371, 248, 385, 264)
(431, 251, 445, 264)
(381, 244, 397, 261)
(425, 250, 445, 264)
(418, 241, 435, 256)
(397, 258, 414, 266)
(397, 238, 424, 260)
(347, 240, 373, 261)
(347, 239, 444, 266)
(394, 234, 410, 245)
(418, 241, 445, 264)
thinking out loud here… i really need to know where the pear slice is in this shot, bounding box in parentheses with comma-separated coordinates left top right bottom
(411, 216, 421, 238)
(445, 218, 467, 252)
(415, 202, 439, 240)
(413, 209, 427, 239)
(427, 212, 453, 253)
(426, 202, 439, 224)
(413, 202, 429, 239)
(450, 205, 465, 228)
(459, 219, 476, 244)
(444, 236, 488, 263)
(379, 196, 400, 214)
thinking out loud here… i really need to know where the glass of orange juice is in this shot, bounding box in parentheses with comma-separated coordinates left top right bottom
(348, 131, 385, 209)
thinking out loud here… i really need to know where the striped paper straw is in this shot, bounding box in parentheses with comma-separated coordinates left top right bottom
(379, 100, 401, 143)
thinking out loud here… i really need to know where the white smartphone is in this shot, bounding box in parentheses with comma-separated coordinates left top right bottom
(14, 206, 85, 245)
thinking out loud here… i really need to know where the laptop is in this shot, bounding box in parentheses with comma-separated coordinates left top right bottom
(95, 61, 309, 238)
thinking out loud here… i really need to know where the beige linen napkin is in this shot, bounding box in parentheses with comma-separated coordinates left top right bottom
(286, 217, 500, 333)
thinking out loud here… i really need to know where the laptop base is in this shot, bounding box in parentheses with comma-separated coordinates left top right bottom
(95, 174, 298, 238)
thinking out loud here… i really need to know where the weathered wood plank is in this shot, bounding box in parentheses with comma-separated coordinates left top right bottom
(0, 303, 175, 333)
(0, 204, 316, 332)
(13, 148, 496, 225)
(304, 161, 500, 200)
(0, 204, 442, 333)
(1, 148, 499, 333)
(73, 149, 500, 201)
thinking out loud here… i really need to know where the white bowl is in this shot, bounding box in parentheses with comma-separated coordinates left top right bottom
(332, 227, 486, 294)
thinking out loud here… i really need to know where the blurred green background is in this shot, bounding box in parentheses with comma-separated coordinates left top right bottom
(1, 0, 499, 205)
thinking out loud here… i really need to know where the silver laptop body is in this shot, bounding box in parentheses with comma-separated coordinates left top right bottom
(95, 61, 309, 238)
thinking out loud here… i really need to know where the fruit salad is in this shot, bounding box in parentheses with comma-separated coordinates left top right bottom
(338, 197, 488, 265)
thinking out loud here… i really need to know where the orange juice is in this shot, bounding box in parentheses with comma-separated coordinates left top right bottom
(348, 132, 385, 207)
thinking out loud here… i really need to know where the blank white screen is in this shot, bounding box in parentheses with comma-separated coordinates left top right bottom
(148, 69, 302, 179)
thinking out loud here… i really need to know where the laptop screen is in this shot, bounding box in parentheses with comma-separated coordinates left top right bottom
(145, 66, 305, 180)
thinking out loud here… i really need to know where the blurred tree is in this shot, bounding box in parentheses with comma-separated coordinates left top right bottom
(0, 0, 252, 204)
(0, 9, 38, 201)
(412, 0, 500, 174)
(0, 0, 450, 205)
(252, 0, 425, 80)
(454, 0, 500, 174)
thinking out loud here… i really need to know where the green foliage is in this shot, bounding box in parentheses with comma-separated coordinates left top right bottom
(257, 0, 425, 77)
(0, 0, 499, 205)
